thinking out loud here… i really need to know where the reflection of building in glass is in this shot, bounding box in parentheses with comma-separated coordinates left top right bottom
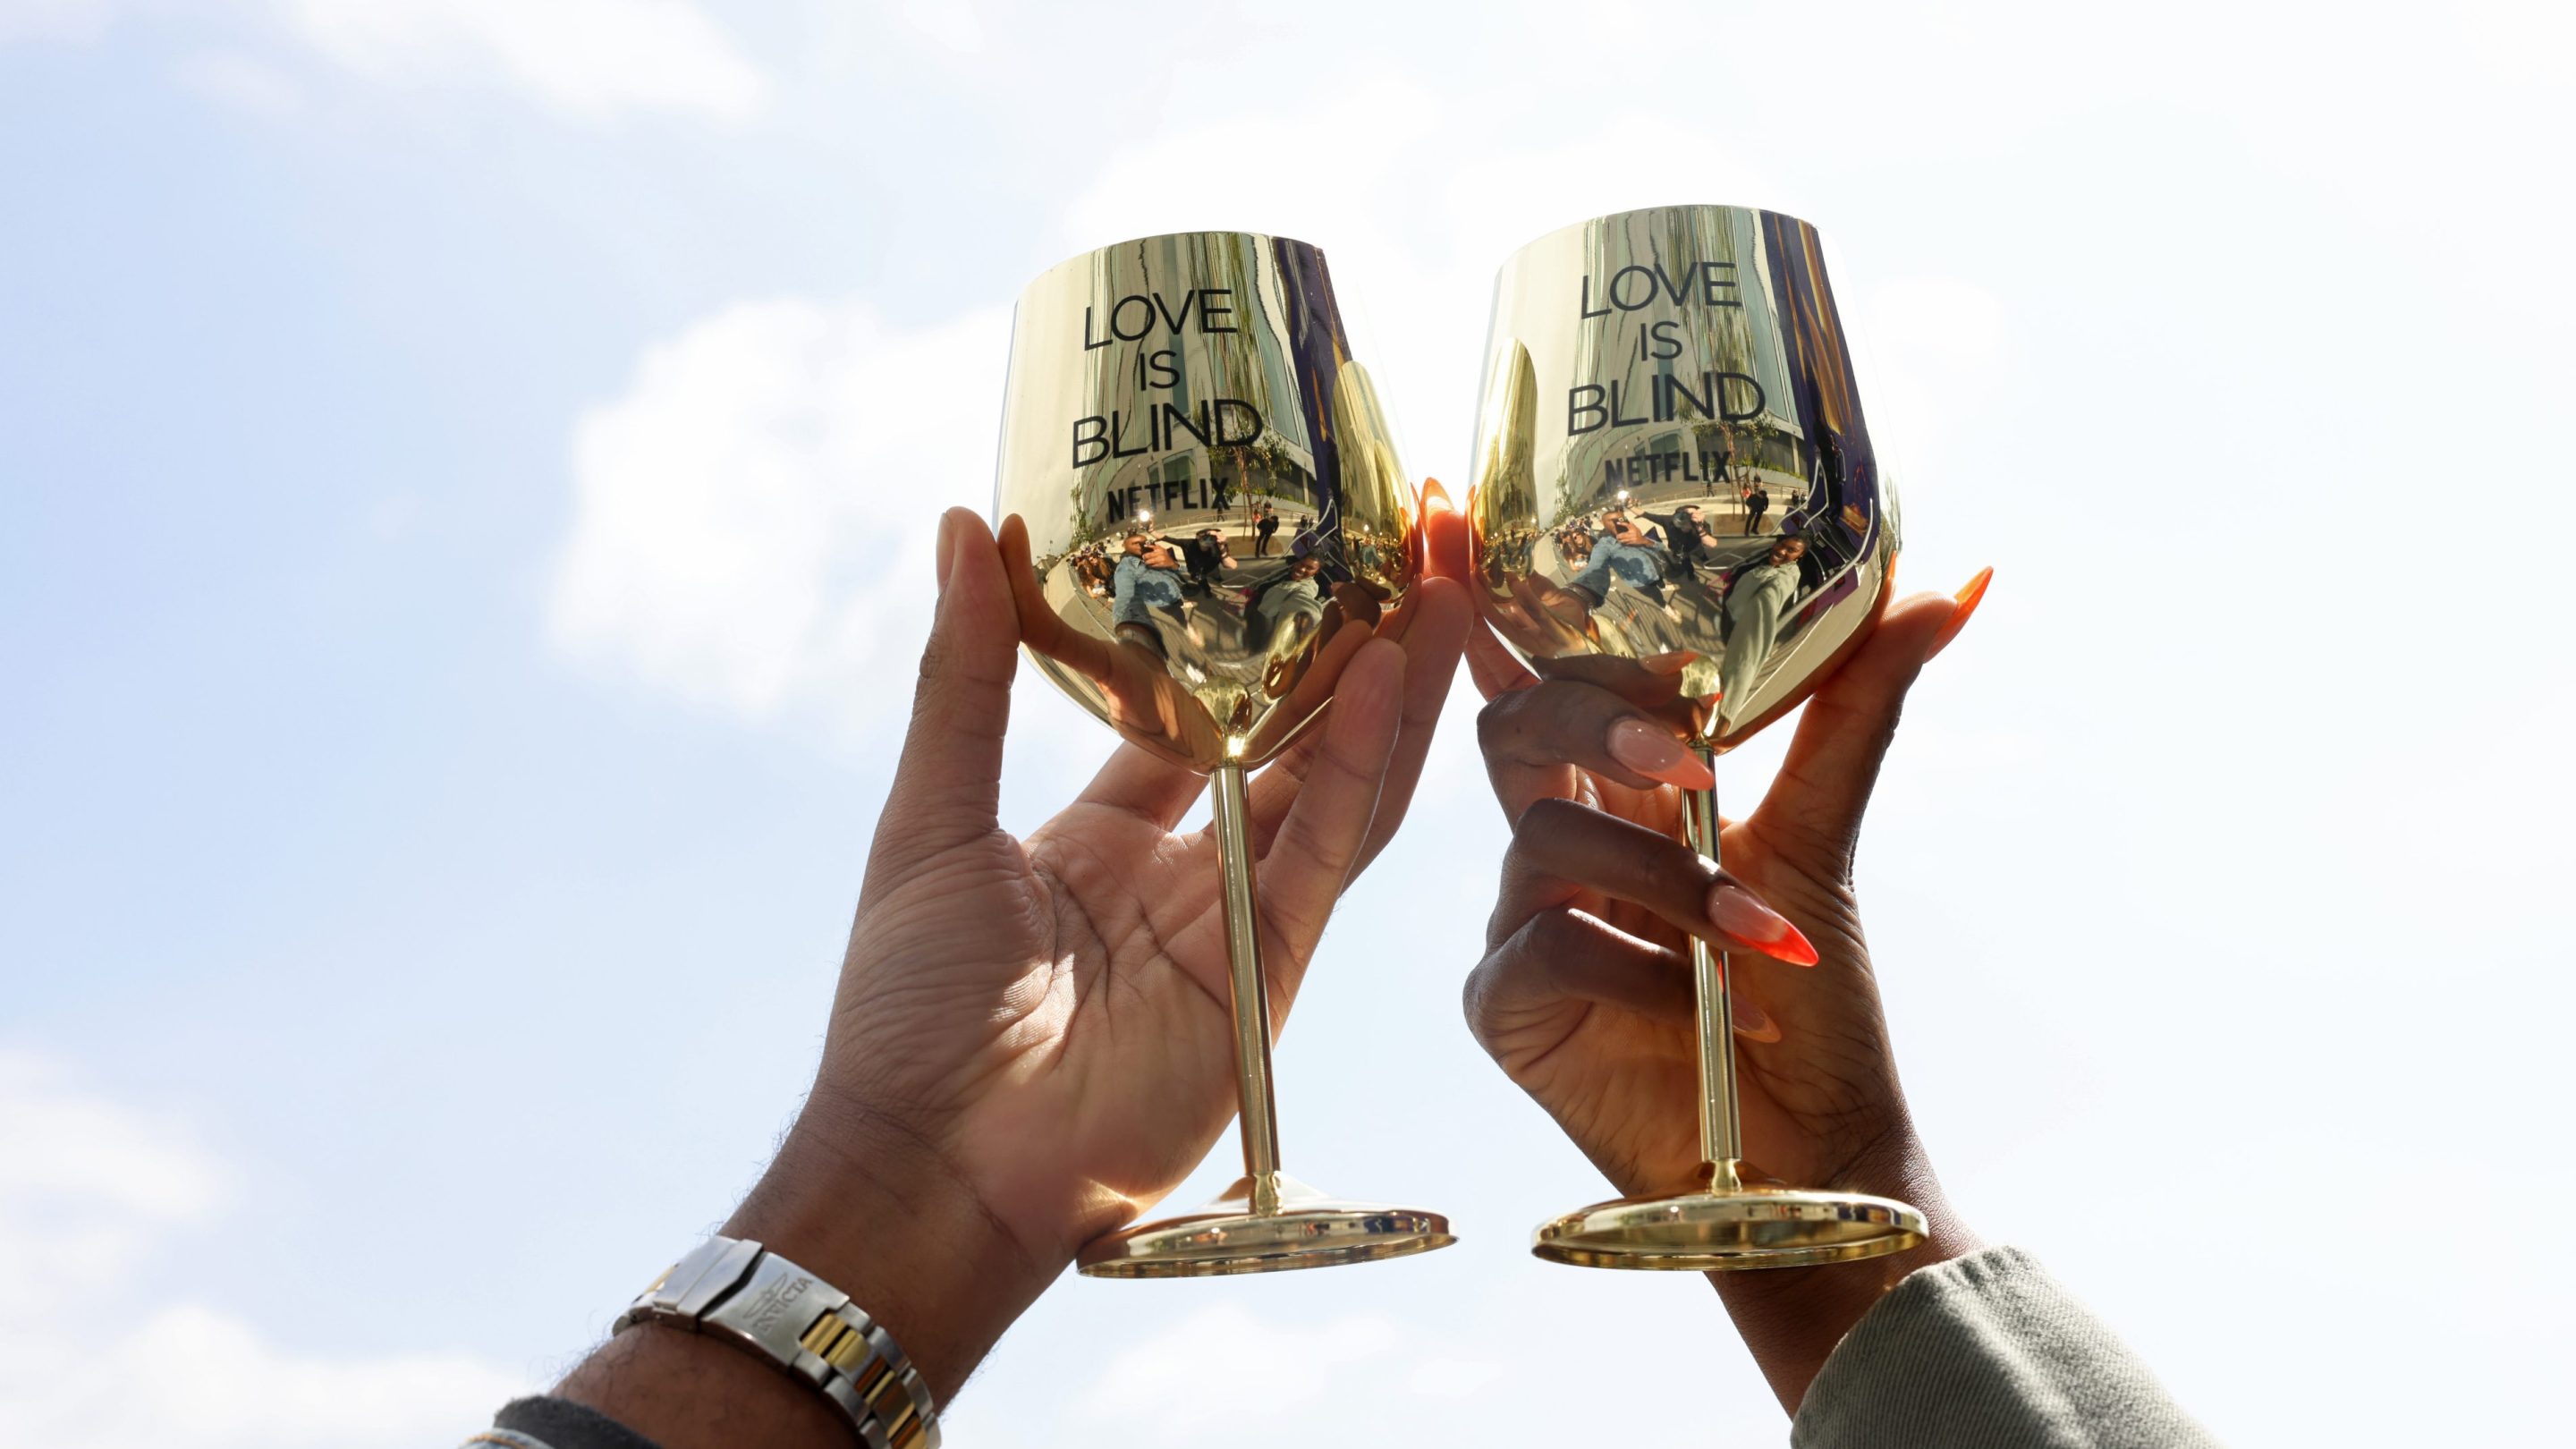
(1076, 235, 1325, 541)
(1031, 235, 1427, 626)
(1555, 208, 1806, 522)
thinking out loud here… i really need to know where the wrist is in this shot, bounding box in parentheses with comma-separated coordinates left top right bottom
(724, 1082, 1061, 1403)
(554, 1087, 1055, 1449)
(1708, 1138, 1982, 1413)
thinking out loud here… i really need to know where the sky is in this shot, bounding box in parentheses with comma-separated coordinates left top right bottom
(3, 1, 2572, 1445)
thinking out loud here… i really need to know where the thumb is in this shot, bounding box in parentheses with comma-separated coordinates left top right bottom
(874, 508, 1020, 868)
(1754, 586, 1956, 878)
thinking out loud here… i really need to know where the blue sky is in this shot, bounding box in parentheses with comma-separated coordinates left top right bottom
(4, 2, 2572, 1445)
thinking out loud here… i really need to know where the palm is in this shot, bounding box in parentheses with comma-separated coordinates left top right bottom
(826, 508, 1471, 1269)
(836, 762, 1378, 1261)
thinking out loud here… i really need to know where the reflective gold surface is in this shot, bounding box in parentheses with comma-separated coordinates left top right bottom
(996, 231, 1419, 773)
(995, 232, 1449, 1276)
(1469, 205, 1894, 750)
(1077, 1173, 1455, 1279)
(1532, 1183, 1923, 1271)
(1470, 206, 1920, 1270)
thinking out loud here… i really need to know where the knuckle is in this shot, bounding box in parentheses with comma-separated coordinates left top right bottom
(1460, 957, 1505, 1038)
(1645, 838, 1717, 902)
(1520, 906, 1592, 959)
(913, 627, 952, 689)
(1512, 793, 1590, 841)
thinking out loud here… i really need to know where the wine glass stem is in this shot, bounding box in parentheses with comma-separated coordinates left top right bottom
(1682, 746, 1744, 1192)
(1210, 760, 1285, 1211)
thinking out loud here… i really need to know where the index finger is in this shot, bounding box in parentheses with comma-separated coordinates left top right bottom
(1476, 677, 1713, 822)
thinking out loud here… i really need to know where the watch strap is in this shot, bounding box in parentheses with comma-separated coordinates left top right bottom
(615, 1236, 937, 1449)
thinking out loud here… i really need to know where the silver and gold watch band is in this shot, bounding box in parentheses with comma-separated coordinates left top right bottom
(614, 1236, 939, 1449)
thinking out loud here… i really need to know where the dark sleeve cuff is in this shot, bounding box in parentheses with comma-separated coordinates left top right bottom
(470, 1395, 665, 1449)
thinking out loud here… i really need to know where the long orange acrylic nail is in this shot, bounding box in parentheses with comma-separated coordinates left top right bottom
(1928, 566, 1992, 658)
(1707, 884, 1821, 966)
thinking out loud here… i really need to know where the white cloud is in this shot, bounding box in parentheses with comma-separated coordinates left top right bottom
(1071, 1304, 1401, 1442)
(0, 1053, 225, 1218)
(7, 1306, 527, 1449)
(0, 1050, 227, 1310)
(0, 1053, 525, 1449)
(547, 299, 1009, 732)
(279, 0, 768, 123)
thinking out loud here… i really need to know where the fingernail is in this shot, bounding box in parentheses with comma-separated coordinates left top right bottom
(1641, 649, 1699, 674)
(1607, 718, 1715, 788)
(1928, 566, 1992, 659)
(935, 511, 960, 594)
(1733, 998, 1783, 1043)
(1421, 478, 1453, 514)
(1707, 884, 1820, 966)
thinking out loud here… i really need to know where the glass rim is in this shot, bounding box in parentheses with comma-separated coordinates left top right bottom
(1496, 203, 1822, 274)
(1019, 229, 1324, 298)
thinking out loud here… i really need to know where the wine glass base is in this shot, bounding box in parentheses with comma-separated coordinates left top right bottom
(1532, 1183, 1925, 1271)
(1076, 1174, 1455, 1278)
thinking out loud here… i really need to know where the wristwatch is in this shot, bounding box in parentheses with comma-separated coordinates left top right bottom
(615, 1236, 938, 1449)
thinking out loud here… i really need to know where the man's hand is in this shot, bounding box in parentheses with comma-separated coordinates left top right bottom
(560, 496, 1470, 1448)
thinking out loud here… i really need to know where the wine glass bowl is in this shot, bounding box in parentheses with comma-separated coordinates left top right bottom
(996, 233, 1420, 774)
(1468, 206, 1898, 751)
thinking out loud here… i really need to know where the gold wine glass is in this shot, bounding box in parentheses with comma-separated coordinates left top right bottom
(1467, 205, 1927, 1269)
(993, 231, 1452, 1276)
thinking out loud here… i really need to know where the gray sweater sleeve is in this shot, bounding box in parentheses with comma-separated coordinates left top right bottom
(1792, 1246, 2219, 1449)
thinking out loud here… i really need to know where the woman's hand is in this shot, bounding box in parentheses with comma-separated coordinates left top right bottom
(1455, 537, 1993, 1411)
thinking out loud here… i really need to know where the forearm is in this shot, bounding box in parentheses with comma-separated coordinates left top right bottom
(1786, 1244, 2223, 1448)
(1709, 1140, 1984, 1412)
(555, 1090, 1057, 1448)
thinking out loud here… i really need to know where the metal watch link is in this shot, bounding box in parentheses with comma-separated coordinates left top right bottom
(614, 1236, 938, 1449)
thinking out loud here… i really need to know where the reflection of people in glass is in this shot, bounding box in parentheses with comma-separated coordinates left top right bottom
(1159, 528, 1233, 591)
(1112, 535, 1188, 658)
(1565, 513, 1669, 606)
(1716, 535, 1807, 726)
(1555, 520, 1596, 567)
(1288, 514, 1323, 559)
(1642, 504, 1719, 577)
(1242, 554, 1326, 651)
(1071, 541, 1114, 598)
(1778, 487, 1810, 534)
